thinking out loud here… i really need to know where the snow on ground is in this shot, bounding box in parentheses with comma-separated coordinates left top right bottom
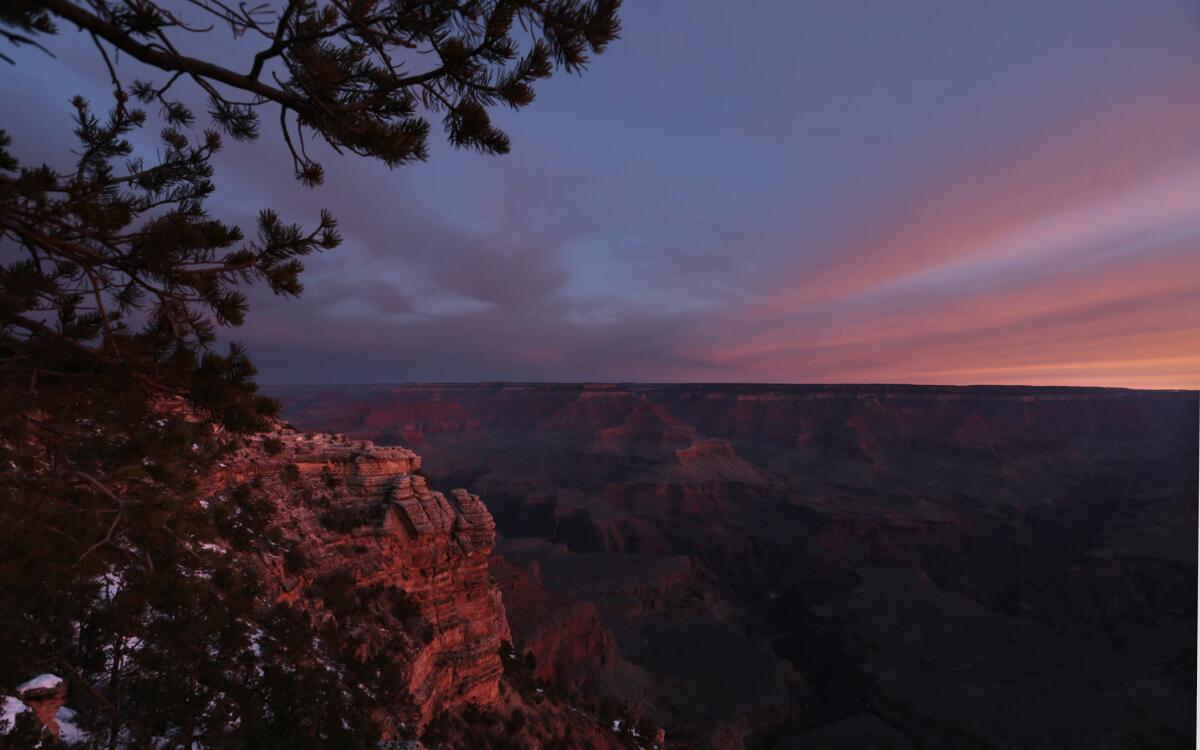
(57, 706, 88, 743)
(0, 695, 29, 733)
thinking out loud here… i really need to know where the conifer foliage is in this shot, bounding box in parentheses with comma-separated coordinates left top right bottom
(0, 1, 619, 745)
(3, 0, 620, 183)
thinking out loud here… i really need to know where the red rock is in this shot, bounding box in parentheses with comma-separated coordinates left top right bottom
(206, 429, 511, 735)
(15, 674, 66, 738)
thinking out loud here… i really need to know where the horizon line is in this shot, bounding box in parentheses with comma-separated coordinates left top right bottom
(260, 381, 1199, 393)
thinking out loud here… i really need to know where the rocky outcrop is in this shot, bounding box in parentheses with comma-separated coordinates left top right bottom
(209, 428, 511, 734)
(13, 674, 67, 738)
(666, 439, 768, 486)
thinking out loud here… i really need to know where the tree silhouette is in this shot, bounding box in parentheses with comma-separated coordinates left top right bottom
(4, 0, 620, 183)
(0, 1, 620, 744)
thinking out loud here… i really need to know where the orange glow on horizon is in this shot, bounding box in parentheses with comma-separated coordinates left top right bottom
(684, 88, 1200, 392)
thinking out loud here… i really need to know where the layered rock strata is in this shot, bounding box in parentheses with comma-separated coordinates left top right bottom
(213, 428, 510, 733)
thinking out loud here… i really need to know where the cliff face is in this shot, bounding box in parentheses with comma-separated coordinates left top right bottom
(208, 428, 510, 735)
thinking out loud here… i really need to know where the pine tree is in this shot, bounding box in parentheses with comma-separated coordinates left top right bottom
(0, 1, 620, 745)
(3, 0, 620, 183)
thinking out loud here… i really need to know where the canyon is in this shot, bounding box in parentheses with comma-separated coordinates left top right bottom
(201, 426, 645, 748)
(272, 383, 1199, 749)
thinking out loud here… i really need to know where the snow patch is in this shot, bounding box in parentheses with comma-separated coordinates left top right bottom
(96, 571, 123, 599)
(248, 629, 265, 658)
(57, 706, 88, 744)
(16, 674, 62, 693)
(0, 696, 29, 734)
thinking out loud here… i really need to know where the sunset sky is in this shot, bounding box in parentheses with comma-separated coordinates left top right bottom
(4, 0, 1199, 387)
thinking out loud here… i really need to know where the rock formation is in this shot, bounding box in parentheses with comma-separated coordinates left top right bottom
(209, 428, 512, 734)
(14, 674, 67, 738)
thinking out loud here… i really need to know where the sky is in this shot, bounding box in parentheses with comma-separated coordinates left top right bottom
(3, 0, 1199, 387)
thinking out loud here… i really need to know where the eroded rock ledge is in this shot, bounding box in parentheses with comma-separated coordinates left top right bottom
(210, 427, 511, 735)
